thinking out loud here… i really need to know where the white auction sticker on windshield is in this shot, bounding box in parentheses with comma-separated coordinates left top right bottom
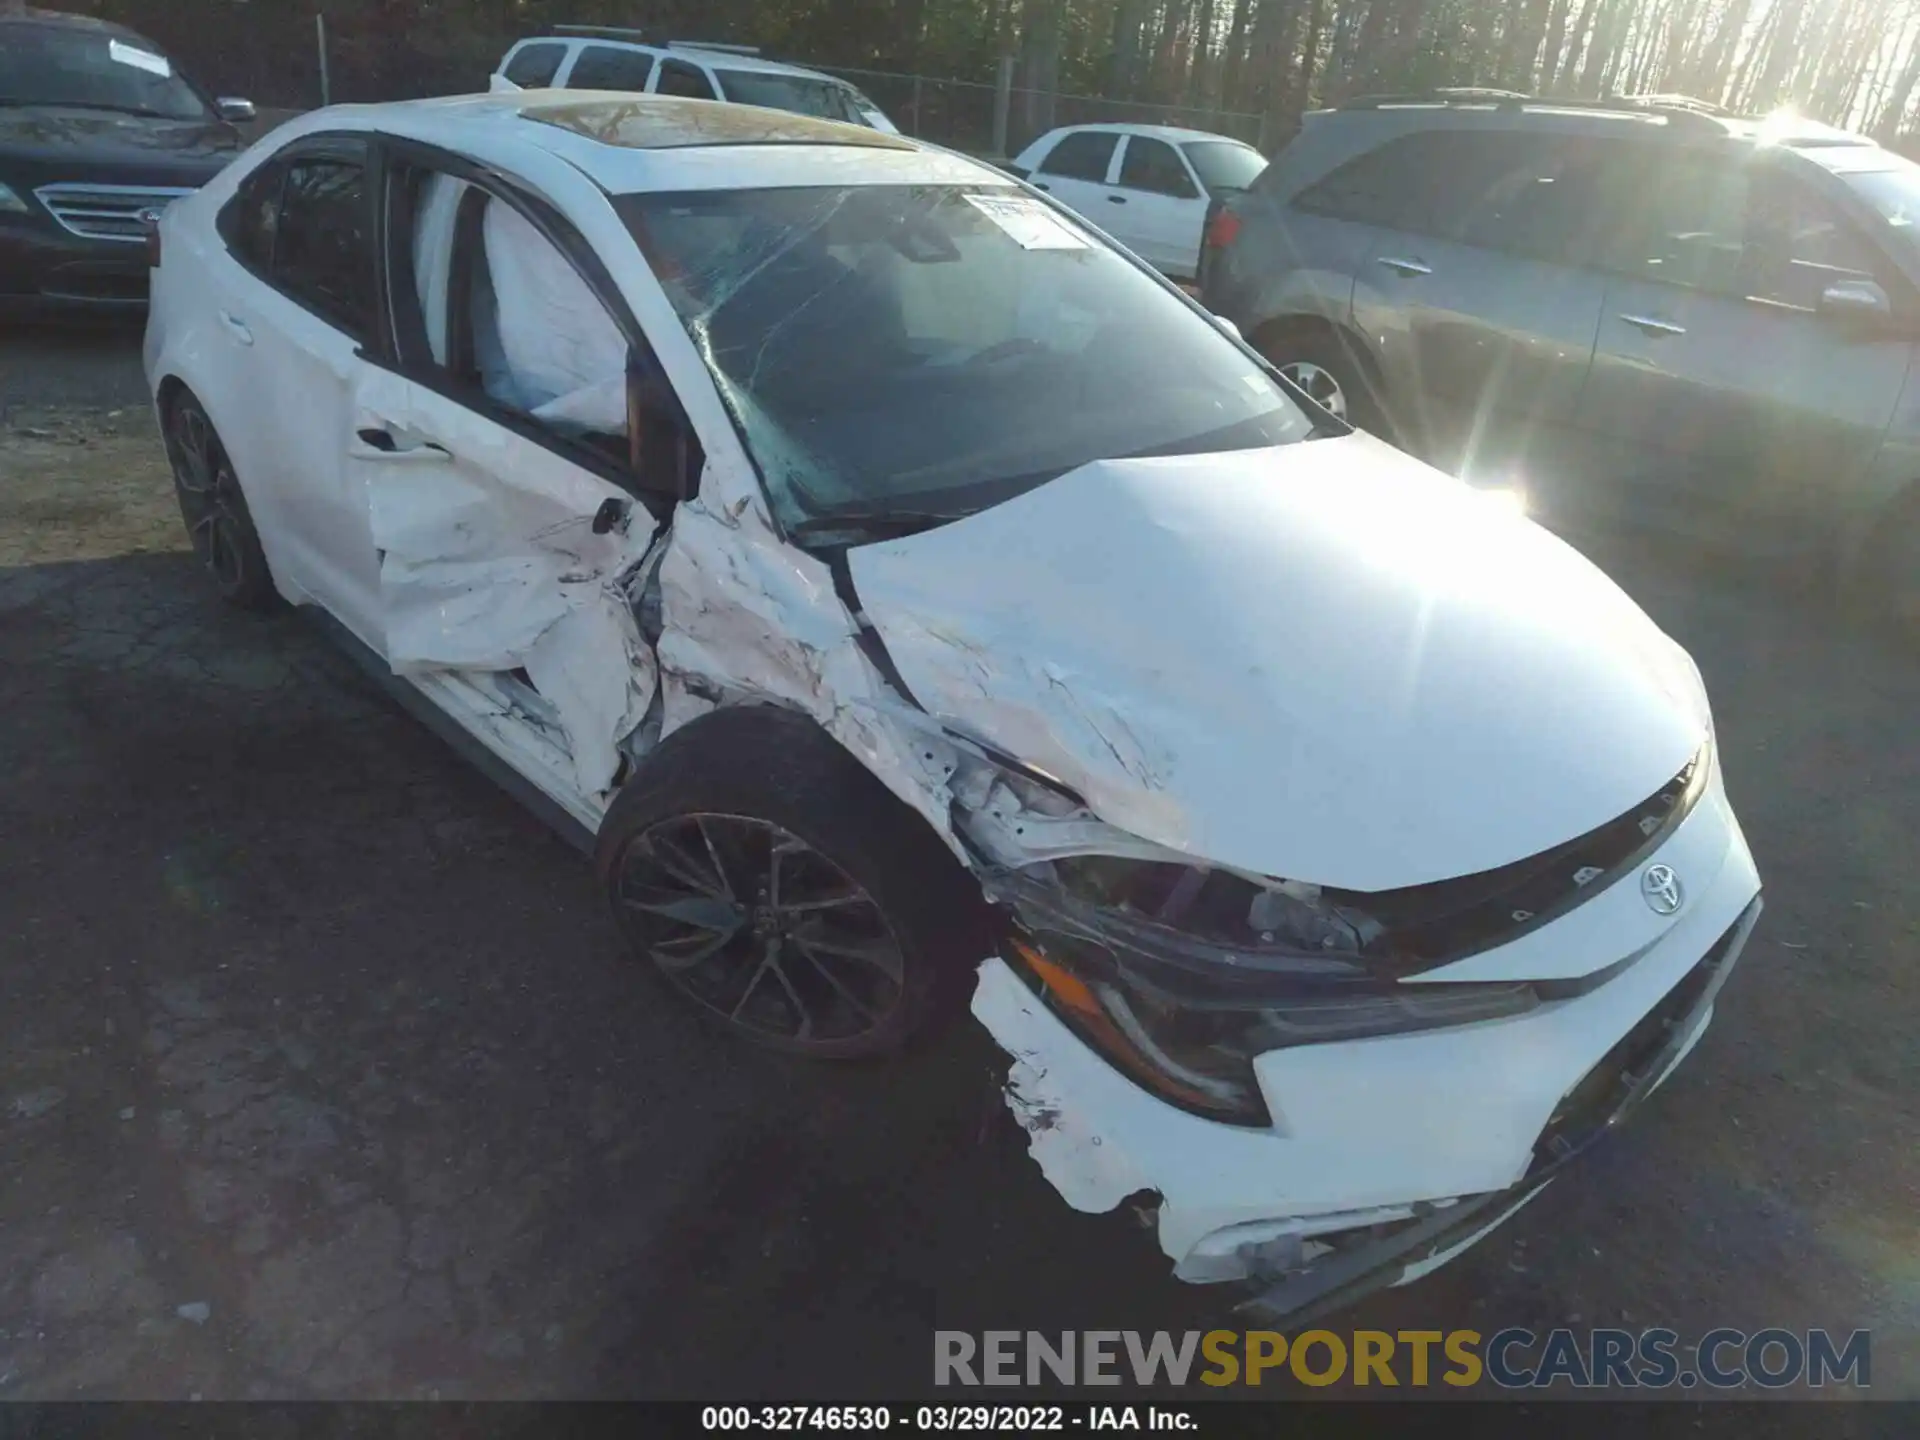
(108, 39, 173, 78)
(966, 193, 1087, 250)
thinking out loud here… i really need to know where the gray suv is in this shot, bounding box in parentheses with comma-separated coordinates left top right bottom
(1201, 93, 1920, 623)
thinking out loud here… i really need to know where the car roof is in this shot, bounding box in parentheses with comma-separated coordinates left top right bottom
(1043, 122, 1250, 145)
(0, 4, 153, 43)
(274, 92, 999, 193)
(514, 34, 860, 86)
(523, 93, 913, 151)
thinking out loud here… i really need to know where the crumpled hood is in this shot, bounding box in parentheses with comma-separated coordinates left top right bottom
(847, 432, 1709, 892)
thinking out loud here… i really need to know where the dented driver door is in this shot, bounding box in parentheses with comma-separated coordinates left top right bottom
(346, 155, 669, 818)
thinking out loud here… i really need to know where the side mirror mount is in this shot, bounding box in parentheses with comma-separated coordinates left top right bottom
(216, 97, 258, 123)
(1819, 277, 1893, 329)
(627, 344, 697, 504)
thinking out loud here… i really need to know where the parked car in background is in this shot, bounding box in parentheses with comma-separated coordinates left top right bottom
(1007, 123, 1266, 280)
(0, 5, 253, 315)
(1201, 92, 1920, 627)
(489, 27, 897, 133)
(145, 89, 1760, 1322)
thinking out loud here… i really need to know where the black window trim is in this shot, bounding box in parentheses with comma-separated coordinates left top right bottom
(1037, 129, 1120, 184)
(1114, 134, 1201, 200)
(654, 57, 717, 101)
(217, 132, 382, 345)
(501, 38, 572, 89)
(371, 134, 692, 510)
(567, 42, 660, 93)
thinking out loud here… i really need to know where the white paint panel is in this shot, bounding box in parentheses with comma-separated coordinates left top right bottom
(853, 431, 1710, 892)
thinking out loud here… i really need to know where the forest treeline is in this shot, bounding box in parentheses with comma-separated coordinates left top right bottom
(70, 0, 1920, 140)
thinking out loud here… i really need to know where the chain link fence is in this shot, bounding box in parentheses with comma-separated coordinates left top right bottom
(813, 65, 1270, 158)
(85, 3, 1270, 158)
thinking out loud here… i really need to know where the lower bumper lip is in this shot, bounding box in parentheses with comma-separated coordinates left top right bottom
(1235, 894, 1761, 1326)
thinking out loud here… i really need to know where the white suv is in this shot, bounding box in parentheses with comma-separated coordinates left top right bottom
(490, 28, 897, 132)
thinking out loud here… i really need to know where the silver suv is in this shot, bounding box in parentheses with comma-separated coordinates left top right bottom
(1201, 92, 1920, 624)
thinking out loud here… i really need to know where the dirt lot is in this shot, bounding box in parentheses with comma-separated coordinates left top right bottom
(0, 323, 1915, 1403)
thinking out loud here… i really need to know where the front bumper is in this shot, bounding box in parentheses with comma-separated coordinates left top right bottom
(0, 220, 152, 313)
(970, 764, 1762, 1321)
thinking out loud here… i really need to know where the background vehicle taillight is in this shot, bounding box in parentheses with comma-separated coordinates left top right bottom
(1196, 199, 1241, 294)
(1204, 202, 1241, 253)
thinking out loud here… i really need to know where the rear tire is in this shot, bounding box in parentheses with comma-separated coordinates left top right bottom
(1260, 327, 1392, 440)
(594, 706, 986, 1059)
(162, 390, 277, 610)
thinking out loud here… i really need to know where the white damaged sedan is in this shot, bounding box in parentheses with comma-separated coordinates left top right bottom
(144, 92, 1761, 1321)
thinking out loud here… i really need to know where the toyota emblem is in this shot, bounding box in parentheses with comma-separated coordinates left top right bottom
(1641, 863, 1683, 915)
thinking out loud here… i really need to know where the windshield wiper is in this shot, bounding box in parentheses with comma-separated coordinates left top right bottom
(0, 99, 182, 119)
(786, 509, 969, 544)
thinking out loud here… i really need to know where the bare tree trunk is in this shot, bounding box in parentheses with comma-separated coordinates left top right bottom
(1578, 0, 1626, 94)
(1184, 0, 1211, 103)
(1556, 0, 1604, 93)
(1690, 0, 1752, 103)
(1221, 0, 1253, 107)
(1878, 38, 1920, 137)
(1324, 0, 1366, 94)
(1748, 0, 1807, 112)
(1109, 0, 1150, 96)
(1296, 0, 1327, 113)
(1537, 0, 1576, 91)
(1018, 0, 1064, 138)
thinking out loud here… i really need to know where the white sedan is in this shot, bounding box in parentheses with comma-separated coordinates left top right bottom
(144, 90, 1760, 1320)
(1008, 123, 1266, 279)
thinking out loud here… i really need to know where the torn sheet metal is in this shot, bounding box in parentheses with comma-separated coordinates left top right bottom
(849, 432, 1710, 892)
(653, 499, 961, 845)
(355, 371, 655, 796)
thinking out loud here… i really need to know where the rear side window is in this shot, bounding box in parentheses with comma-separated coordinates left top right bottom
(1038, 131, 1118, 182)
(1118, 137, 1199, 198)
(222, 158, 286, 270)
(1293, 133, 1443, 227)
(274, 155, 376, 338)
(655, 59, 716, 100)
(502, 41, 566, 89)
(1438, 134, 1616, 265)
(567, 44, 656, 92)
(1295, 129, 1612, 266)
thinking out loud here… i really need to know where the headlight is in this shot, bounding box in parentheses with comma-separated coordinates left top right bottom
(0, 182, 31, 216)
(1000, 861, 1542, 1126)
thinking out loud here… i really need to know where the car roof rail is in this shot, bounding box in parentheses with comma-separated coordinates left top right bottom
(666, 39, 763, 56)
(1337, 89, 1730, 131)
(549, 24, 649, 42)
(1605, 91, 1730, 116)
(1340, 88, 1531, 108)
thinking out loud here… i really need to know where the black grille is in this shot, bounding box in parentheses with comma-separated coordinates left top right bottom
(1336, 749, 1705, 971)
(1533, 913, 1744, 1167)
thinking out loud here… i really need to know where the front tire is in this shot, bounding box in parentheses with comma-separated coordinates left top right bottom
(594, 707, 984, 1059)
(162, 390, 277, 610)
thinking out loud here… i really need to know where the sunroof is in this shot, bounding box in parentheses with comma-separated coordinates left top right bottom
(524, 96, 917, 152)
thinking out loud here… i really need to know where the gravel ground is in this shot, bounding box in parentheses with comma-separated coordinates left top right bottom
(0, 322, 1914, 1403)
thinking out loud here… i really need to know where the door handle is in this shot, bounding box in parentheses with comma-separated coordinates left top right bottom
(218, 310, 253, 346)
(351, 426, 450, 462)
(1106, 194, 1129, 204)
(1620, 313, 1688, 337)
(1376, 256, 1432, 277)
